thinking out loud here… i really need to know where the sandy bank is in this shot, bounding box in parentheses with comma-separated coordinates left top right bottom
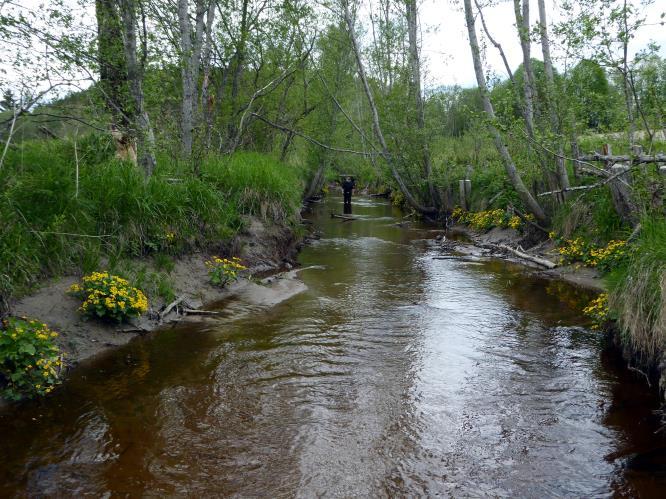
(9, 217, 305, 370)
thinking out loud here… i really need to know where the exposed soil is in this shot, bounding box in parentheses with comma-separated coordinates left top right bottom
(8, 216, 305, 372)
(444, 225, 606, 292)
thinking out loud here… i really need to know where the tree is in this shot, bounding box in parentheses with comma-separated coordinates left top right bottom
(405, 0, 438, 208)
(537, 0, 570, 193)
(462, 0, 548, 223)
(118, 0, 157, 175)
(342, 0, 435, 214)
(96, 0, 135, 162)
(177, 0, 207, 160)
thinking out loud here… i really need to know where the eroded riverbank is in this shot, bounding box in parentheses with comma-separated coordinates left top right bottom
(1, 195, 665, 497)
(7, 216, 302, 370)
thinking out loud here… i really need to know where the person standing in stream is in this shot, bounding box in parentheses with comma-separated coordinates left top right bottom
(342, 176, 355, 209)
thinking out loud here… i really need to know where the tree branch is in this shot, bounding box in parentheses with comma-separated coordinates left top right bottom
(250, 113, 376, 157)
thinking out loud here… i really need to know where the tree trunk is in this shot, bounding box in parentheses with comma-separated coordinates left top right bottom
(537, 0, 570, 193)
(198, 0, 216, 166)
(119, 0, 156, 176)
(405, 0, 438, 208)
(621, 0, 636, 148)
(463, 0, 547, 223)
(343, 1, 435, 215)
(95, 0, 135, 162)
(178, 0, 207, 160)
(513, 0, 558, 193)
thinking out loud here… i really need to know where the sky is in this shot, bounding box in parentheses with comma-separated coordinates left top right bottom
(417, 0, 666, 89)
(2, 0, 665, 96)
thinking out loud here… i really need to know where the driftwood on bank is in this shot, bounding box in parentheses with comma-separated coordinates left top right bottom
(159, 295, 185, 321)
(182, 308, 222, 316)
(496, 244, 557, 269)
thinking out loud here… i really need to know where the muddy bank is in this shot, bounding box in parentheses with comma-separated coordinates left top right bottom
(443, 224, 606, 292)
(8, 217, 305, 373)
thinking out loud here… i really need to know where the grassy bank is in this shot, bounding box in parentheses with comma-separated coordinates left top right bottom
(0, 135, 304, 309)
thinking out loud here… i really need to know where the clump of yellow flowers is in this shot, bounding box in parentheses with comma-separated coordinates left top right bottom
(558, 238, 630, 272)
(0, 317, 63, 400)
(68, 272, 148, 322)
(205, 256, 247, 287)
(583, 293, 611, 330)
(452, 207, 529, 232)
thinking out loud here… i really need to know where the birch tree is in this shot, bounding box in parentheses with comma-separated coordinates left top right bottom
(119, 0, 157, 176)
(178, 0, 207, 159)
(462, 0, 548, 223)
(537, 0, 570, 192)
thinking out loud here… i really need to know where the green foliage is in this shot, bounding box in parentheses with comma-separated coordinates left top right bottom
(201, 152, 303, 222)
(0, 317, 63, 400)
(205, 256, 247, 287)
(0, 140, 301, 304)
(453, 207, 528, 231)
(556, 237, 631, 272)
(553, 190, 626, 242)
(68, 272, 149, 322)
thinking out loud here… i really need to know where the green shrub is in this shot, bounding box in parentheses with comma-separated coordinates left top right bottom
(0, 317, 63, 400)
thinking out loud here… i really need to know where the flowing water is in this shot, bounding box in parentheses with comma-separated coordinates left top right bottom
(1, 196, 665, 497)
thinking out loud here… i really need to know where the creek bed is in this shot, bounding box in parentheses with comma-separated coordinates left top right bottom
(1, 195, 665, 496)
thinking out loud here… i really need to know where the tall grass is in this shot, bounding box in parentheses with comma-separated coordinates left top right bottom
(608, 217, 666, 365)
(0, 138, 303, 304)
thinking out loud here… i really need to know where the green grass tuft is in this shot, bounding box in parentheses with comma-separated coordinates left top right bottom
(607, 217, 666, 365)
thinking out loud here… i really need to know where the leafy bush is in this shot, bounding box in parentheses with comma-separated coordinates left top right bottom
(69, 272, 148, 321)
(588, 240, 631, 272)
(205, 256, 247, 287)
(558, 237, 592, 264)
(0, 317, 63, 400)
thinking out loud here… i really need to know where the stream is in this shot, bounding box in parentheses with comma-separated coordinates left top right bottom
(1, 195, 665, 497)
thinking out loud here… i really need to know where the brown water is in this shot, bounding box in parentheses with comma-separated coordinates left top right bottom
(1, 195, 665, 497)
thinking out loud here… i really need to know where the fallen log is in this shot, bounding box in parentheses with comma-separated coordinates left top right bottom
(182, 308, 222, 316)
(331, 213, 357, 221)
(159, 295, 185, 321)
(578, 153, 666, 164)
(497, 244, 557, 269)
(118, 326, 149, 334)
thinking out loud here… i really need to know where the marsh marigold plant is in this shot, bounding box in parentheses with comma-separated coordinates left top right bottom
(583, 293, 611, 330)
(206, 256, 247, 287)
(0, 317, 63, 400)
(69, 272, 148, 322)
(452, 207, 527, 231)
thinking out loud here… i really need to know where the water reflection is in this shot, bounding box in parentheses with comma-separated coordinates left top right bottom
(0, 195, 664, 497)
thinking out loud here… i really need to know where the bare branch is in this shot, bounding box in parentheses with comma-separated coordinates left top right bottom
(250, 113, 375, 157)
